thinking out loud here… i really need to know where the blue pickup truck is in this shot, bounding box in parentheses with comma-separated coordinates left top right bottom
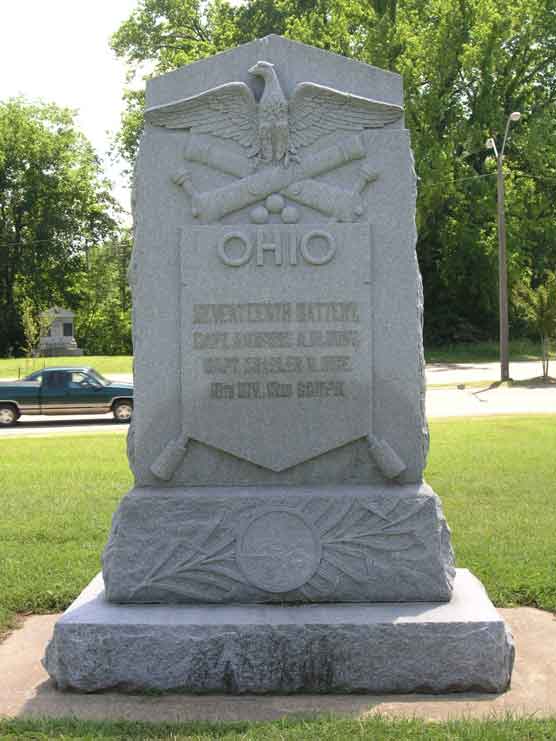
(0, 367, 133, 426)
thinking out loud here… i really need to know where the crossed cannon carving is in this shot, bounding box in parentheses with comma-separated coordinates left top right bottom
(173, 133, 379, 223)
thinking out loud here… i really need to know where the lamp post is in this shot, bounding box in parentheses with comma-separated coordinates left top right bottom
(486, 111, 521, 382)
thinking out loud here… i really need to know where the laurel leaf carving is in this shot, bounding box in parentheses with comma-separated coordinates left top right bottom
(122, 494, 447, 603)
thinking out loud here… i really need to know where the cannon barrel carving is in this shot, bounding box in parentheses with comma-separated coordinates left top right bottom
(186, 135, 367, 222)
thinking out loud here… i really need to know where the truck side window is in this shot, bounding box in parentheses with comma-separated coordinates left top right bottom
(69, 372, 89, 388)
(43, 371, 69, 390)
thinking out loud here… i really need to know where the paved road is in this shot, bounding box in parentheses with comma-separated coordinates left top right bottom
(426, 360, 550, 385)
(0, 414, 128, 438)
(1, 362, 555, 438)
(427, 384, 556, 418)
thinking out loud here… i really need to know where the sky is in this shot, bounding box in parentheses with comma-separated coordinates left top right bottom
(0, 0, 140, 214)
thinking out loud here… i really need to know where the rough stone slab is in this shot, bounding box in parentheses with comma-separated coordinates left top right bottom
(43, 569, 514, 694)
(131, 34, 426, 487)
(102, 483, 455, 604)
(146, 35, 404, 110)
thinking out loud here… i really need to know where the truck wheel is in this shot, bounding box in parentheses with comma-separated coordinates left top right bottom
(0, 404, 18, 426)
(113, 400, 133, 422)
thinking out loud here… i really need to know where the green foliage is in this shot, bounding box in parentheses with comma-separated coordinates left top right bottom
(18, 297, 42, 357)
(73, 234, 133, 355)
(513, 271, 556, 377)
(0, 99, 118, 355)
(111, 0, 556, 344)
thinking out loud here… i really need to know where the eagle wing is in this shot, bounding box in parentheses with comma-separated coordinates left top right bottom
(145, 82, 259, 157)
(288, 82, 403, 152)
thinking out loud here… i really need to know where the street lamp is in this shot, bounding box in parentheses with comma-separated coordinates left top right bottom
(486, 111, 521, 382)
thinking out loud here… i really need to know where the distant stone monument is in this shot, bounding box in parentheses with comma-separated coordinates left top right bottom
(38, 307, 82, 357)
(44, 36, 514, 693)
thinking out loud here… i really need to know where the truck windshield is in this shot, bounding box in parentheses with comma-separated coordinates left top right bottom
(87, 369, 110, 387)
(22, 371, 43, 383)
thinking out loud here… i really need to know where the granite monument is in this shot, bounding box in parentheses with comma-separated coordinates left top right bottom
(44, 36, 514, 693)
(38, 307, 82, 357)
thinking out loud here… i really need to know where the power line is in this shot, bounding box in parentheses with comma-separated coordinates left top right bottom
(419, 169, 556, 189)
(0, 238, 88, 248)
(419, 172, 496, 186)
(513, 170, 556, 183)
(0, 238, 54, 246)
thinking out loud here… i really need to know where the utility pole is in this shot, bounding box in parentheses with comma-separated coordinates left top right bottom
(486, 111, 521, 382)
(496, 149, 509, 382)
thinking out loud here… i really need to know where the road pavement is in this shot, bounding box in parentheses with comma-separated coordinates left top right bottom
(0, 414, 128, 438)
(427, 383, 556, 418)
(426, 359, 550, 385)
(1, 362, 555, 438)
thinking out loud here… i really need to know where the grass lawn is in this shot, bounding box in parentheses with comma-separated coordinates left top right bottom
(0, 355, 133, 380)
(425, 338, 552, 364)
(0, 434, 132, 632)
(428, 415, 556, 610)
(0, 415, 555, 635)
(2, 716, 556, 740)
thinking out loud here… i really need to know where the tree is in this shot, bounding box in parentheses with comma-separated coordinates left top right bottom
(514, 272, 556, 379)
(0, 99, 118, 355)
(18, 297, 42, 358)
(111, 0, 556, 345)
(73, 233, 133, 355)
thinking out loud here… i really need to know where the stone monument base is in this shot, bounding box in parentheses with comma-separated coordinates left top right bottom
(37, 343, 83, 357)
(102, 484, 455, 604)
(44, 569, 514, 694)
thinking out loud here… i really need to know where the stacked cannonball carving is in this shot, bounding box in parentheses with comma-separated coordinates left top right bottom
(250, 194, 299, 224)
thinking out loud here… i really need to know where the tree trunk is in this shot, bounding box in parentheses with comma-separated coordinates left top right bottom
(541, 334, 549, 379)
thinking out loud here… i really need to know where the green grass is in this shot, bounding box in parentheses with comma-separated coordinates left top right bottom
(0, 435, 132, 622)
(1, 416, 555, 635)
(427, 415, 556, 610)
(1, 716, 556, 740)
(0, 355, 133, 380)
(425, 338, 553, 364)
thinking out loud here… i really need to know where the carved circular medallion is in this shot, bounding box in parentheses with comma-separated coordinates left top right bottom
(237, 509, 321, 593)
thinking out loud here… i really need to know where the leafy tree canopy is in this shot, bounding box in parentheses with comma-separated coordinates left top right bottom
(111, 0, 556, 344)
(74, 234, 133, 356)
(0, 99, 119, 355)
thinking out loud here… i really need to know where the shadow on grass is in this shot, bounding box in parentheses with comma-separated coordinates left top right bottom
(427, 362, 494, 371)
(508, 376, 556, 388)
(474, 377, 556, 393)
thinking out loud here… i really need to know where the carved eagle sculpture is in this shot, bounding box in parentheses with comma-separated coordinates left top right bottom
(145, 60, 403, 167)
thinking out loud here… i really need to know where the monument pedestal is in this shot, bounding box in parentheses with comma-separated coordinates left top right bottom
(44, 569, 514, 693)
(42, 37, 515, 695)
(101, 484, 455, 605)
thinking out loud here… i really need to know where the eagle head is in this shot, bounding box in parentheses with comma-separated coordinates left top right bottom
(248, 60, 275, 77)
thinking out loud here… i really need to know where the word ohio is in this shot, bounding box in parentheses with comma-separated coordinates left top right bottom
(216, 229, 337, 267)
